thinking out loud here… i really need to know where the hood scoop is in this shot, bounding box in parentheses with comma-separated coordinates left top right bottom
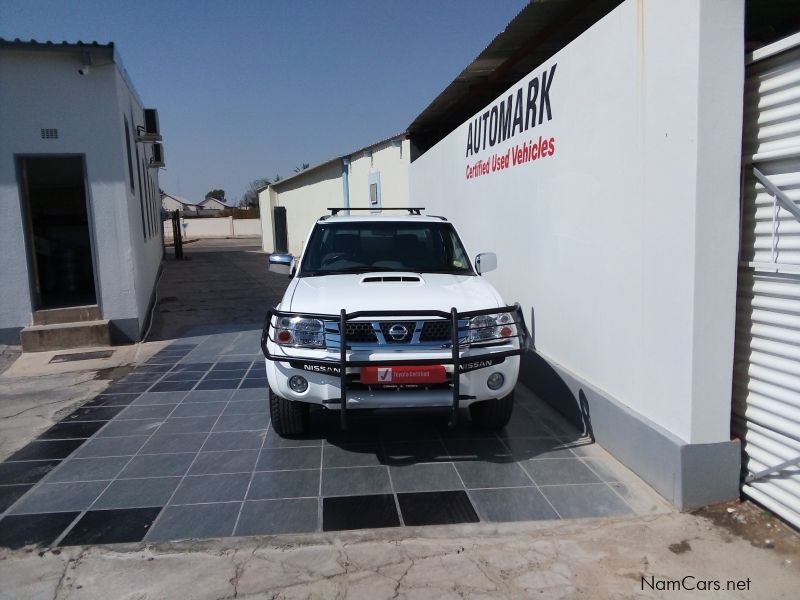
(360, 275, 422, 284)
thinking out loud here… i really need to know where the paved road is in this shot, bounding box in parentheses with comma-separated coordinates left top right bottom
(149, 239, 290, 341)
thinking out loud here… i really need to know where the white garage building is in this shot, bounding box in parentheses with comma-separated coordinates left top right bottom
(409, 0, 800, 520)
(259, 134, 410, 256)
(0, 39, 164, 349)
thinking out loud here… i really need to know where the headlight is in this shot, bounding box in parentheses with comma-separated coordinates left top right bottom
(469, 312, 515, 343)
(274, 317, 326, 348)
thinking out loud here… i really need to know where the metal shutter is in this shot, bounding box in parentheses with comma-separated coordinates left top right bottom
(733, 32, 800, 527)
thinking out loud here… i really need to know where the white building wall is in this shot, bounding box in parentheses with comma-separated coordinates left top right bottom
(348, 139, 410, 209)
(274, 161, 342, 257)
(409, 0, 743, 445)
(0, 47, 162, 341)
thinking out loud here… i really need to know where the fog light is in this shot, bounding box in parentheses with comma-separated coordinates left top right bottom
(487, 372, 504, 390)
(289, 375, 308, 393)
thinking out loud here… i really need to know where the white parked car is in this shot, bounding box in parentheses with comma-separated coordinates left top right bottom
(261, 208, 529, 436)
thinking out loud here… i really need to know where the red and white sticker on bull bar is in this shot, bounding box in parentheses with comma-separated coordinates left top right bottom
(360, 365, 447, 385)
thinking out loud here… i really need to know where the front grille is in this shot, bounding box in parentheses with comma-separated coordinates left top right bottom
(420, 321, 452, 342)
(379, 321, 415, 344)
(344, 322, 377, 343)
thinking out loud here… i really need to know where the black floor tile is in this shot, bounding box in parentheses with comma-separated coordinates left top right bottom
(0, 460, 61, 485)
(150, 381, 197, 392)
(195, 380, 240, 390)
(62, 406, 126, 422)
(239, 379, 267, 389)
(0, 512, 79, 549)
(0, 484, 33, 512)
(212, 361, 252, 370)
(397, 491, 479, 526)
(171, 362, 214, 372)
(7, 439, 85, 461)
(38, 421, 106, 440)
(81, 394, 139, 408)
(323, 443, 383, 468)
(146, 502, 239, 541)
(203, 370, 247, 380)
(236, 498, 319, 535)
(59, 507, 163, 546)
(322, 494, 400, 531)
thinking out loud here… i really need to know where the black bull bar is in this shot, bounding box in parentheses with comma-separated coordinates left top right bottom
(260, 304, 531, 428)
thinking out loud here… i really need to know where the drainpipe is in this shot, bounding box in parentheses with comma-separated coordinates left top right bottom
(341, 157, 350, 215)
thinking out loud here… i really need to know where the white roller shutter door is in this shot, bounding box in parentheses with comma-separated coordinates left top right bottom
(734, 32, 800, 527)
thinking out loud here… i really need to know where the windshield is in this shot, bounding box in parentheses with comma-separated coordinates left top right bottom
(299, 221, 475, 276)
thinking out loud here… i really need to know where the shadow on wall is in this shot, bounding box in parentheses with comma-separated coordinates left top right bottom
(518, 307, 594, 441)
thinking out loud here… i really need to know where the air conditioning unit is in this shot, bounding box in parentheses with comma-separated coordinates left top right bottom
(137, 108, 162, 142)
(149, 143, 165, 168)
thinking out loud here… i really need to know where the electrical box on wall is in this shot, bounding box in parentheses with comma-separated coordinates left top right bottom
(368, 171, 381, 213)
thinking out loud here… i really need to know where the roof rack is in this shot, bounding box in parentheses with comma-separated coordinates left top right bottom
(326, 207, 425, 216)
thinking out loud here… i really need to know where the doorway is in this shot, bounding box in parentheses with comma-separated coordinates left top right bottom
(19, 156, 98, 309)
(274, 206, 288, 253)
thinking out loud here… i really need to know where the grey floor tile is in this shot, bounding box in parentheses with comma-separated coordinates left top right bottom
(389, 463, 463, 493)
(203, 430, 266, 451)
(189, 450, 259, 475)
(147, 502, 240, 541)
(118, 404, 176, 420)
(522, 458, 603, 485)
(501, 437, 576, 460)
(257, 447, 321, 471)
(469, 487, 560, 522)
(131, 392, 187, 406)
(10, 481, 109, 514)
(222, 401, 267, 416)
(580, 458, 625, 483)
(322, 443, 383, 468)
(93, 477, 181, 509)
(383, 441, 449, 465)
(454, 461, 533, 489)
(170, 402, 227, 418)
(236, 498, 319, 535)
(157, 416, 218, 434)
(119, 453, 196, 479)
(247, 470, 320, 500)
(213, 413, 269, 432)
(231, 388, 266, 401)
(540, 483, 633, 518)
(47, 457, 129, 483)
(171, 473, 251, 504)
(608, 482, 667, 515)
(263, 430, 321, 449)
(97, 419, 163, 438)
(73, 436, 149, 458)
(444, 439, 513, 461)
(321, 466, 391, 497)
(183, 390, 235, 403)
(500, 414, 560, 438)
(141, 433, 208, 454)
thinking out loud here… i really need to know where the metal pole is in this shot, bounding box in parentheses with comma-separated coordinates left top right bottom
(339, 309, 348, 430)
(448, 307, 460, 428)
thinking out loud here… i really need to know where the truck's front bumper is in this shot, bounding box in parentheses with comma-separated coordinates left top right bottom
(260, 305, 531, 426)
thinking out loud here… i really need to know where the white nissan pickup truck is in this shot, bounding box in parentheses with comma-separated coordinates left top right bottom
(261, 207, 529, 436)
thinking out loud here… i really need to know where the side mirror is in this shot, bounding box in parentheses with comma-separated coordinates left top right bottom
(268, 253, 293, 275)
(475, 252, 497, 275)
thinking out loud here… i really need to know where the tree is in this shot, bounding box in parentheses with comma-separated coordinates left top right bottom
(205, 189, 225, 201)
(293, 163, 310, 173)
(240, 177, 272, 208)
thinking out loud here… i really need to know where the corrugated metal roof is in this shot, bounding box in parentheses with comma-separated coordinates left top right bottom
(407, 0, 623, 157)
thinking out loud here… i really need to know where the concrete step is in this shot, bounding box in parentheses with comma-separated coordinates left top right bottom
(20, 319, 112, 353)
(32, 305, 102, 326)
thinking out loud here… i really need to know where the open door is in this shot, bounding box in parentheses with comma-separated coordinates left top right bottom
(273, 206, 288, 253)
(19, 156, 97, 309)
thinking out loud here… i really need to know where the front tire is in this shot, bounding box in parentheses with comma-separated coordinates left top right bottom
(269, 388, 309, 436)
(469, 392, 514, 431)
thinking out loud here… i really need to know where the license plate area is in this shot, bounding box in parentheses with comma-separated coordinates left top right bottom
(360, 365, 447, 385)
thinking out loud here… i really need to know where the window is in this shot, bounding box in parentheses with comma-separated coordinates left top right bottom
(124, 118, 135, 191)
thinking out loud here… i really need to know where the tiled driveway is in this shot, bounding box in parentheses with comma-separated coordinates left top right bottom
(0, 328, 659, 548)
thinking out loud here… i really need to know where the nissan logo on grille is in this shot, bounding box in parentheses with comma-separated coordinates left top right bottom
(388, 324, 409, 341)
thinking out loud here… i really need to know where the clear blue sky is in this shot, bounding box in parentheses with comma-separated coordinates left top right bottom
(1, 0, 528, 203)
